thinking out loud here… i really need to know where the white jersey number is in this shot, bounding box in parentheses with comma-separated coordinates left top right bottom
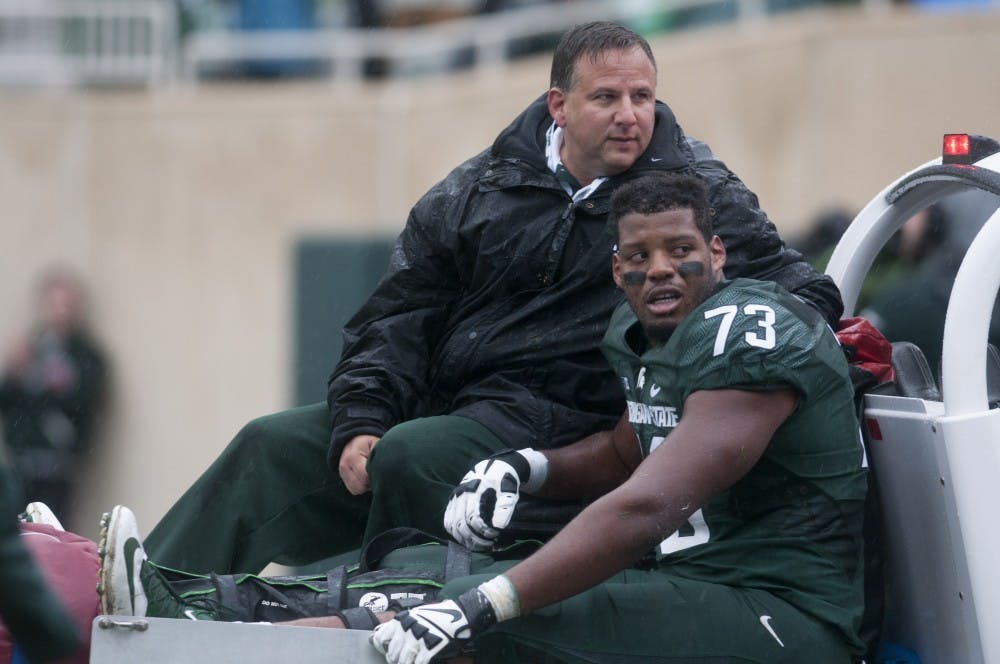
(658, 508, 710, 555)
(704, 304, 777, 357)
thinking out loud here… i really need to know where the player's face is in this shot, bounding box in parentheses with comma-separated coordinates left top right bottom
(547, 47, 656, 186)
(612, 208, 726, 345)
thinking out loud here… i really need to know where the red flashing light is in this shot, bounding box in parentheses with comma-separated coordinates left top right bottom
(943, 133, 970, 159)
(943, 133, 1000, 164)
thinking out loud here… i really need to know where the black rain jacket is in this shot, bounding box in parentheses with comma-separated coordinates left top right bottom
(326, 95, 842, 468)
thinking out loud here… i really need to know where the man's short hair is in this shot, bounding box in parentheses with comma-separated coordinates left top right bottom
(550, 21, 657, 91)
(610, 173, 713, 242)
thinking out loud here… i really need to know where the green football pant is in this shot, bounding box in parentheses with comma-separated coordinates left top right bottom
(144, 403, 506, 574)
(443, 562, 855, 664)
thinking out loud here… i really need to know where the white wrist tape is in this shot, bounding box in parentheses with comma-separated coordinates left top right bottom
(516, 448, 549, 494)
(477, 575, 520, 623)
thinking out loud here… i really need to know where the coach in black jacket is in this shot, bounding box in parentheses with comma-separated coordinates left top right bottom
(145, 21, 842, 575)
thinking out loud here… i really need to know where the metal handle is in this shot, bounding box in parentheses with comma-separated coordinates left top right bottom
(97, 616, 149, 631)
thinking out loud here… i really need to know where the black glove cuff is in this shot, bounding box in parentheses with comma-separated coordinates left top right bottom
(454, 588, 498, 636)
(487, 449, 531, 483)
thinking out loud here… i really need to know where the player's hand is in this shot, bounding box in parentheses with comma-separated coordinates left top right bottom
(339, 435, 379, 495)
(443, 452, 528, 551)
(372, 585, 501, 664)
(370, 599, 472, 664)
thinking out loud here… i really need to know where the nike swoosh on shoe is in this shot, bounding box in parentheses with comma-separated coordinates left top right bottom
(124, 537, 142, 615)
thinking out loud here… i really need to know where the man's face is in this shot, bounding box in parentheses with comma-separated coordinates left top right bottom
(547, 47, 656, 186)
(612, 208, 726, 345)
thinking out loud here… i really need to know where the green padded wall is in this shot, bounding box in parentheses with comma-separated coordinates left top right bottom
(293, 237, 395, 406)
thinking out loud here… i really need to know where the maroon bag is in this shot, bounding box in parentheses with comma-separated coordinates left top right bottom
(0, 523, 98, 664)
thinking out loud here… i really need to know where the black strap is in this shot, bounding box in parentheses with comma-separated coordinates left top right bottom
(385, 597, 425, 613)
(360, 528, 471, 581)
(325, 565, 348, 615)
(210, 573, 248, 621)
(444, 541, 471, 582)
(358, 527, 447, 573)
(333, 606, 380, 630)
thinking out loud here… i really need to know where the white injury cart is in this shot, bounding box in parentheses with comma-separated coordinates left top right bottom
(826, 133, 1000, 664)
(89, 134, 1000, 663)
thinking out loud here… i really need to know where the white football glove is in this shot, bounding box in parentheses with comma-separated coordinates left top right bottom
(443, 451, 528, 551)
(370, 589, 497, 664)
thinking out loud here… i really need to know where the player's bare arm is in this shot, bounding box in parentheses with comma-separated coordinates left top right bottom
(505, 386, 797, 614)
(530, 412, 641, 501)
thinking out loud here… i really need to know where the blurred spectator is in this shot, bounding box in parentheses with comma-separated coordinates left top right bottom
(791, 207, 854, 266)
(0, 267, 108, 520)
(894, 203, 948, 263)
(793, 204, 947, 310)
(862, 190, 1000, 371)
(937, 188, 1000, 255)
(862, 204, 948, 306)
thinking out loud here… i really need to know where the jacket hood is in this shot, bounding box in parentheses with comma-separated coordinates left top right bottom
(490, 93, 688, 172)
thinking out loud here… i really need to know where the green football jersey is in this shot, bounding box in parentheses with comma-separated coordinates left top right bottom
(601, 278, 866, 652)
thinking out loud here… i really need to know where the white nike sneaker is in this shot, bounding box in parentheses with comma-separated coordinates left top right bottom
(21, 502, 64, 531)
(97, 505, 148, 617)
